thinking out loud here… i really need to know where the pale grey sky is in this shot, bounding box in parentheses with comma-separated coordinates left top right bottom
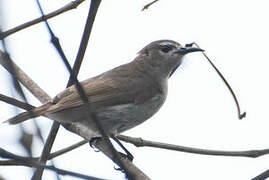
(1, 0, 269, 179)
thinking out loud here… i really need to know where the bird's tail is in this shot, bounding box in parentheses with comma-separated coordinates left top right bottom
(3, 102, 52, 125)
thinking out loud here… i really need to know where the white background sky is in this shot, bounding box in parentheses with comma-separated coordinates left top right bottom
(1, 0, 269, 179)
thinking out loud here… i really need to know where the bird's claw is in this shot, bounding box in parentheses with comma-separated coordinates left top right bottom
(114, 165, 125, 172)
(113, 152, 134, 172)
(89, 137, 102, 152)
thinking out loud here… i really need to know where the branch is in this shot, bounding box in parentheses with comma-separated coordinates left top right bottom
(69, 0, 99, 83)
(0, 138, 150, 179)
(0, 148, 104, 180)
(0, 0, 86, 40)
(32, 122, 60, 179)
(48, 140, 87, 160)
(0, 93, 34, 110)
(48, 138, 150, 179)
(117, 135, 269, 158)
(252, 169, 269, 180)
(0, 140, 87, 164)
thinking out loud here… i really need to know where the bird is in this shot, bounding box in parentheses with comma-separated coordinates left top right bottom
(5, 40, 203, 141)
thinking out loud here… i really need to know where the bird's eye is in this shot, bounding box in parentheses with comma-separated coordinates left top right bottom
(160, 44, 173, 53)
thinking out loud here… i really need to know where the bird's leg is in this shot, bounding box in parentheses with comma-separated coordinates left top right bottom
(111, 135, 134, 162)
(110, 135, 134, 172)
(89, 135, 133, 172)
(89, 136, 133, 161)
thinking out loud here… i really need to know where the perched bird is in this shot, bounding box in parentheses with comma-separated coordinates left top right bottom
(5, 40, 203, 140)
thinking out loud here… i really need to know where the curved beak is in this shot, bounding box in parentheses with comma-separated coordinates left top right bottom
(174, 46, 204, 54)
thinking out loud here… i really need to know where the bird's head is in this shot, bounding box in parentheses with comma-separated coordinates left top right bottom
(138, 40, 203, 78)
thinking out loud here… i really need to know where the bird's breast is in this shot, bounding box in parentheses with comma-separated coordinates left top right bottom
(98, 81, 168, 134)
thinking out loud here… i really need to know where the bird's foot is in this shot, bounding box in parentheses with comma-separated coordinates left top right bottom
(113, 152, 133, 172)
(89, 137, 102, 152)
(111, 135, 134, 162)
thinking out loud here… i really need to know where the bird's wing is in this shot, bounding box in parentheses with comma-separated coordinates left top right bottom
(5, 63, 161, 125)
(45, 66, 157, 115)
(46, 78, 132, 114)
(5, 73, 139, 125)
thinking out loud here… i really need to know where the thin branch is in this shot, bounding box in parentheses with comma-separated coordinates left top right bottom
(251, 169, 269, 180)
(0, 140, 87, 164)
(69, 0, 100, 83)
(186, 42, 246, 120)
(0, 0, 86, 40)
(0, 93, 34, 110)
(117, 135, 269, 158)
(142, 0, 159, 11)
(0, 148, 104, 180)
(0, 138, 150, 179)
(32, 122, 60, 179)
(48, 140, 87, 160)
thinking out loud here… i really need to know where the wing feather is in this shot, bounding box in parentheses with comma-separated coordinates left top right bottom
(46, 65, 144, 114)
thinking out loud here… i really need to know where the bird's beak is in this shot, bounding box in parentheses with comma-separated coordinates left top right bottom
(174, 46, 204, 54)
(169, 45, 204, 78)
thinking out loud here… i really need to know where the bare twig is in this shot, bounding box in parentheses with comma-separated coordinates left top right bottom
(0, 140, 88, 166)
(0, 148, 104, 180)
(0, 140, 87, 164)
(252, 169, 269, 180)
(0, 93, 34, 110)
(32, 122, 60, 179)
(142, 0, 159, 11)
(70, 0, 100, 83)
(186, 42, 246, 120)
(48, 140, 87, 160)
(0, 0, 86, 39)
(117, 135, 269, 158)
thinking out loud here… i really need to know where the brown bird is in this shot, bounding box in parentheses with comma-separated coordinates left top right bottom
(5, 40, 203, 140)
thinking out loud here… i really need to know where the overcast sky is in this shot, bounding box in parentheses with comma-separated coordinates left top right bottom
(1, 0, 269, 179)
